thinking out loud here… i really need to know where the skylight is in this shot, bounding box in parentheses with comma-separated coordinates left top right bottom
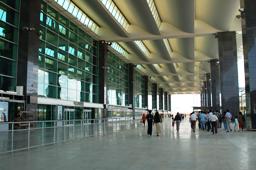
(134, 41, 150, 56)
(146, 0, 161, 26)
(99, 0, 129, 31)
(163, 76, 169, 80)
(174, 63, 180, 70)
(54, 0, 99, 33)
(153, 64, 162, 70)
(163, 39, 172, 57)
(111, 42, 129, 56)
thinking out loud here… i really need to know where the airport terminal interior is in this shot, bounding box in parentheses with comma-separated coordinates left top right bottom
(1, 0, 256, 169)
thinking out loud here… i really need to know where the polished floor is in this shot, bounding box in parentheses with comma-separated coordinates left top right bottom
(0, 118, 256, 170)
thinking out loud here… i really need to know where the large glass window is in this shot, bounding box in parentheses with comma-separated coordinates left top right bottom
(37, 105, 57, 121)
(38, 2, 99, 103)
(0, 0, 20, 9)
(0, 1, 20, 91)
(106, 52, 129, 106)
(134, 70, 145, 108)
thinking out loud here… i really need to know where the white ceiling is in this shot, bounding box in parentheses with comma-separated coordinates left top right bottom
(49, 0, 242, 93)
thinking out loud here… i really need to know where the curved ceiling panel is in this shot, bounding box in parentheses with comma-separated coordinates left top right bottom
(52, 0, 241, 93)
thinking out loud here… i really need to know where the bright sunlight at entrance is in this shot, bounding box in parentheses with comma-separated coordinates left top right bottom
(171, 94, 201, 114)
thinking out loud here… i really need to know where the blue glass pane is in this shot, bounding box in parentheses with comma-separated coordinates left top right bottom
(0, 27, 5, 37)
(0, 9, 7, 22)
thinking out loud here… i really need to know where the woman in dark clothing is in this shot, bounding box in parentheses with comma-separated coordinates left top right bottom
(174, 112, 182, 132)
(154, 111, 162, 136)
(238, 112, 245, 131)
(146, 110, 154, 136)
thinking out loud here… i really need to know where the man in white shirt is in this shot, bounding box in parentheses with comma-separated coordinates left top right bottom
(207, 110, 213, 131)
(225, 110, 232, 132)
(210, 114, 218, 134)
(190, 112, 197, 132)
(209, 110, 213, 116)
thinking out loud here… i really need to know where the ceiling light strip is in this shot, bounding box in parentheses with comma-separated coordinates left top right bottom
(146, 0, 161, 26)
(134, 41, 150, 56)
(54, 0, 99, 33)
(174, 63, 179, 70)
(163, 39, 172, 57)
(111, 42, 129, 56)
(99, 0, 129, 31)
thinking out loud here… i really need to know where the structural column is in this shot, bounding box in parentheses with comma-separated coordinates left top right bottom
(128, 64, 135, 118)
(166, 93, 169, 111)
(203, 81, 207, 108)
(159, 88, 163, 110)
(17, 0, 40, 114)
(143, 76, 148, 109)
(168, 94, 171, 111)
(164, 92, 168, 111)
(200, 90, 204, 108)
(152, 83, 157, 110)
(98, 41, 108, 117)
(218, 31, 239, 115)
(210, 59, 221, 111)
(242, 0, 256, 128)
(206, 73, 212, 108)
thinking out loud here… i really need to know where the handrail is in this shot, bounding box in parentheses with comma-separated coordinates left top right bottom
(0, 117, 141, 154)
(0, 117, 139, 124)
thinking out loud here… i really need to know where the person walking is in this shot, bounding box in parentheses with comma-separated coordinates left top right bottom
(198, 111, 201, 129)
(205, 112, 211, 132)
(190, 112, 197, 132)
(154, 111, 162, 136)
(141, 113, 147, 127)
(225, 109, 232, 132)
(222, 112, 227, 131)
(210, 113, 218, 134)
(171, 117, 175, 127)
(199, 112, 206, 130)
(146, 110, 154, 136)
(174, 112, 182, 132)
(238, 112, 245, 131)
(207, 110, 213, 131)
(216, 111, 222, 128)
(233, 115, 239, 132)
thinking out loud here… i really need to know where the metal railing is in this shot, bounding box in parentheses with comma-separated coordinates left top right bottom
(0, 117, 141, 154)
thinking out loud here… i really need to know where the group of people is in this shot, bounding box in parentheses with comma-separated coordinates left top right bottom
(141, 110, 162, 136)
(183, 109, 246, 134)
(196, 110, 245, 134)
(141, 109, 246, 136)
(188, 111, 219, 134)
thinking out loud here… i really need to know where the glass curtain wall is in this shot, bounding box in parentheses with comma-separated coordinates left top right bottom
(38, 1, 99, 103)
(158, 88, 163, 110)
(106, 52, 129, 106)
(0, 0, 20, 91)
(37, 104, 96, 121)
(152, 83, 157, 110)
(37, 104, 57, 120)
(142, 77, 147, 108)
(134, 70, 145, 108)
